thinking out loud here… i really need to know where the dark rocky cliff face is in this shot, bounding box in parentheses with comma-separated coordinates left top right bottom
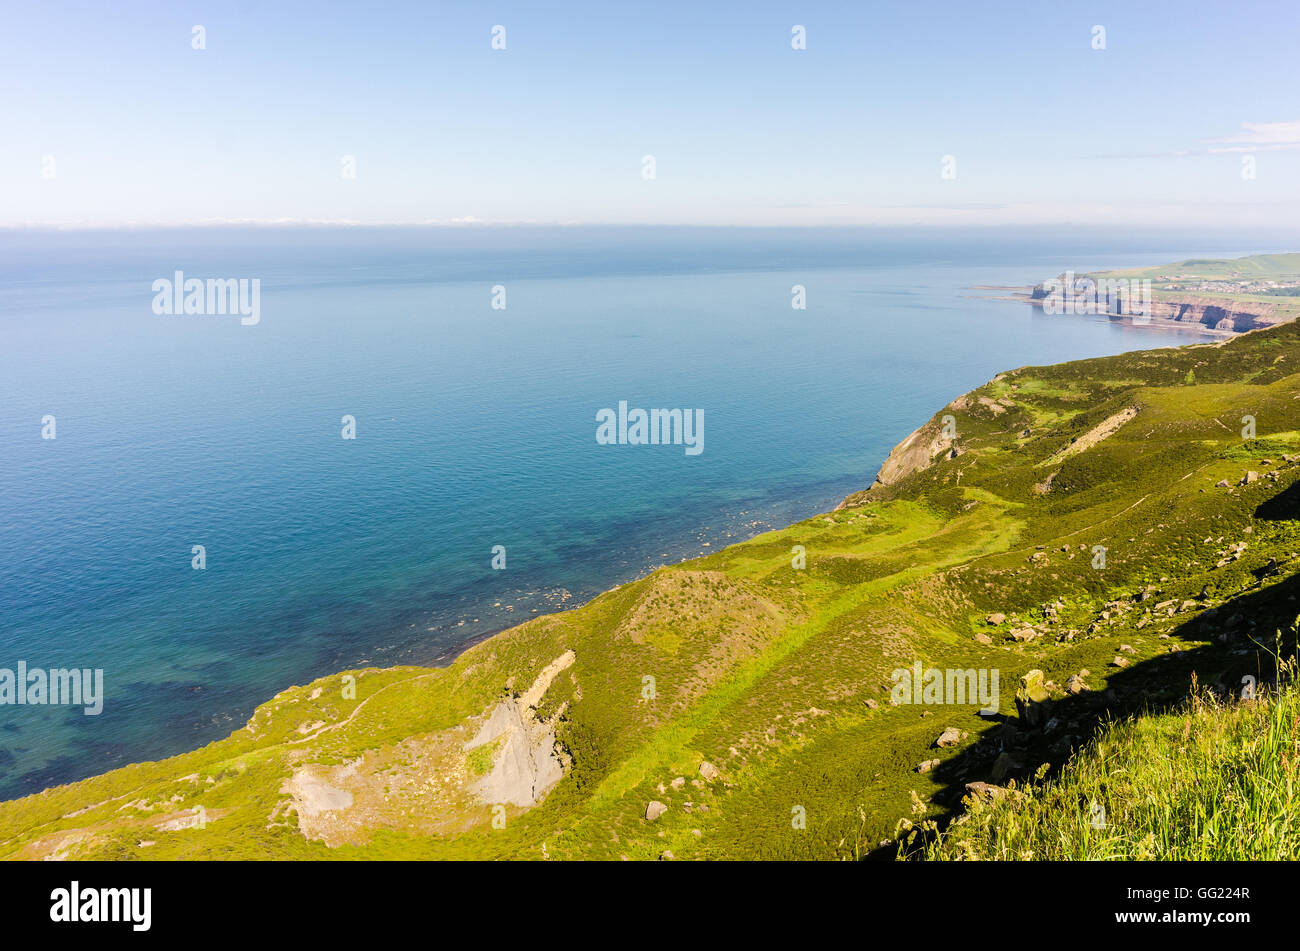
(1143, 295, 1287, 332)
(1029, 275, 1292, 333)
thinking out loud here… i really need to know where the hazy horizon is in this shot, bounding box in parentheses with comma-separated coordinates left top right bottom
(5, 0, 1300, 229)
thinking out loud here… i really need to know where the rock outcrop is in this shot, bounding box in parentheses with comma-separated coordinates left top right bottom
(1140, 294, 1292, 332)
(1029, 278, 1294, 333)
(465, 649, 575, 808)
(836, 411, 960, 507)
(1045, 406, 1139, 464)
(1015, 669, 1051, 729)
(871, 420, 952, 488)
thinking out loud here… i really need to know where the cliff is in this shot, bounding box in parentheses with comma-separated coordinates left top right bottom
(1027, 278, 1297, 333)
(1026, 253, 1300, 334)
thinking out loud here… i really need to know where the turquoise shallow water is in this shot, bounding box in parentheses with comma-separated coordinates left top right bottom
(0, 225, 1287, 798)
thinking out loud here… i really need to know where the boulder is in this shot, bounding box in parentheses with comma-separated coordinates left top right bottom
(986, 613, 1006, 625)
(1015, 669, 1052, 728)
(934, 726, 966, 748)
(645, 801, 667, 821)
(990, 752, 1018, 782)
(698, 761, 719, 781)
(965, 781, 1008, 804)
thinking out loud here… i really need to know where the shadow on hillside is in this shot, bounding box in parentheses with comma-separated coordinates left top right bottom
(1255, 481, 1300, 521)
(863, 566, 1300, 860)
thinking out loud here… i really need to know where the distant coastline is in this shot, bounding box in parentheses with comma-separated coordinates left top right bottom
(973, 252, 1300, 337)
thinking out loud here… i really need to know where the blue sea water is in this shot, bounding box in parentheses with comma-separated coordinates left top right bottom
(0, 225, 1294, 799)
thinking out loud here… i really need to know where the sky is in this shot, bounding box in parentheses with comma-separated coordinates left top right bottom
(3, 0, 1299, 228)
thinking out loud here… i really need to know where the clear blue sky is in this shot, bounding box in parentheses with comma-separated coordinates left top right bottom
(4, 0, 1298, 227)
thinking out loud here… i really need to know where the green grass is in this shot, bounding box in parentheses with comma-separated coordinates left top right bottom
(1094, 252, 1300, 282)
(919, 655, 1300, 861)
(466, 739, 500, 777)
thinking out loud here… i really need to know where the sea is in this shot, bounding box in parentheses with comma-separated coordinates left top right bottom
(1, 224, 1294, 799)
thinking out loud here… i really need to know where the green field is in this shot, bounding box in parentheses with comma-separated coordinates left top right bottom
(1092, 252, 1300, 313)
(1094, 253, 1300, 283)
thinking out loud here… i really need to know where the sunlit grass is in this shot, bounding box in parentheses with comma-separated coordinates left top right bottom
(921, 658, 1300, 861)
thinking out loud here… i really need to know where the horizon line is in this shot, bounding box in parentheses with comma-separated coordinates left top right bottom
(7, 219, 1300, 234)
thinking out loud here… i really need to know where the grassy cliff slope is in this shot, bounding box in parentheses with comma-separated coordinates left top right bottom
(922, 668, 1300, 860)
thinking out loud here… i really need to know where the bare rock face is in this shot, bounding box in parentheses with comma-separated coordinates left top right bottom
(287, 772, 354, 817)
(1030, 280, 1290, 333)
(465, 650, 576, 808)
(467, 702, 563, 807)
(282, 765, 358, 846)
(1045, 406, 1139, 464)
(1144, 294, 1288, 332)
(873, 420, 955, 487)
